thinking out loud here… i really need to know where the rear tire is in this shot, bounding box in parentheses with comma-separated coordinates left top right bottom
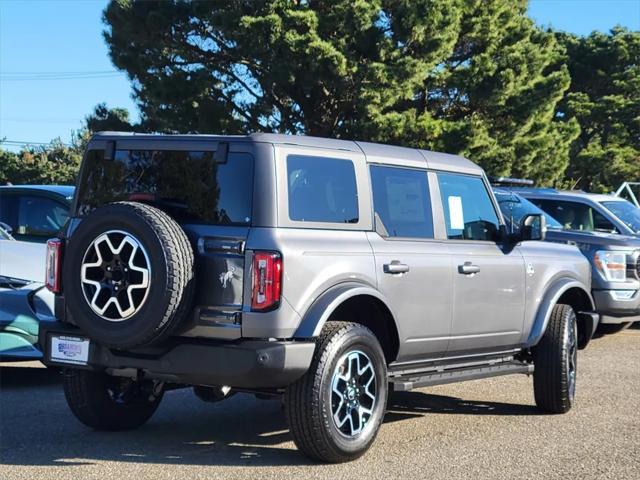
(533, 304, 577, 413)
(63, 370, 164, 431)
(284, 321, 387, 463)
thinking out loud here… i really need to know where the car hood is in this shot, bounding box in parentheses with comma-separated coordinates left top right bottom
(545, 229, 640, 249)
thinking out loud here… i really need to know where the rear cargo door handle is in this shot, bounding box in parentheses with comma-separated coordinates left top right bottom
(384, 261, 410, 274)
(458, 262, 480, 275)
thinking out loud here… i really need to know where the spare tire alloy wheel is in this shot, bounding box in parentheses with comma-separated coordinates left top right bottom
(80, 230, 151, 321)
(63, 202, 195, 349)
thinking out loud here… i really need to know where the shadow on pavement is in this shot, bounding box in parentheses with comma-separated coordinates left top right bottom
(0, 364, 61, 388)
(0, 367, 540, 468)
(385, 391, 541, 422)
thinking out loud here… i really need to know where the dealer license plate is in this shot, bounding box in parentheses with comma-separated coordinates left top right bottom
(49, 335, 90, 365)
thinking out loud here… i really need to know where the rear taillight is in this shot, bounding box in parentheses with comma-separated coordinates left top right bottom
(251, 251, 282, 311)
(45, 238, 62, 293)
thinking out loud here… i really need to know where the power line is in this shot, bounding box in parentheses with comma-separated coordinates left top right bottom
(1, 74, 125, 82)
(0, 70, 126, 81)
(1, 139, 73, 147)
(2, 117, 83, 124)
(1, 70, 120, 75)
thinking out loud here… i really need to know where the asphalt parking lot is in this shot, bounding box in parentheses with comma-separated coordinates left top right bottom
(1, 329, 639, 480)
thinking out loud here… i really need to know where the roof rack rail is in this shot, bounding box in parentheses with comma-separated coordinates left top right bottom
(489, 177, 535, 186)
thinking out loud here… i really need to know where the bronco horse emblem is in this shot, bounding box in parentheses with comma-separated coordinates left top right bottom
(219, 266, 236, 288)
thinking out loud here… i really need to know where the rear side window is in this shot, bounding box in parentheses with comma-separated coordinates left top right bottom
(78, 149, 254, 225)
(15, 195, 68, 241)
(532, 199, 617, 233)
(370, 165, 433, 238)
(287, 155, 358, 224)
(437, 173, 500, 241)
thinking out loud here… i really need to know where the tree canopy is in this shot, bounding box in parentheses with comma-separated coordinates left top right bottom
(555, 27, 640, 192)
(103, 0, 579, 184)
(0, 104, 133, 186)
(0, 139, 83, 186)
(2, 2, 637, 191)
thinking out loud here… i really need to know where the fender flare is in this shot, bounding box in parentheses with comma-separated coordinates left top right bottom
(526, 278, 596, 348)
(293, 282, 398, 338)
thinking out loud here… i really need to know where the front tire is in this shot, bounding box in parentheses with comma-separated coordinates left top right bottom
(285, 321, 388, 463)
(533, 304, 578, 413)
(63, 370, 164, 431)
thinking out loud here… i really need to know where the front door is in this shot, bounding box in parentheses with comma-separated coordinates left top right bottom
(436, 172, 526, 354)
(367, 165, 452, 363)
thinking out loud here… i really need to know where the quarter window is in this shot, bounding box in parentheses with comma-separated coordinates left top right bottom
(370, 166, 433, 238)
(287, 155, 359, 224)
(16, 196, 69, 240)
(437, 173, 500, 241)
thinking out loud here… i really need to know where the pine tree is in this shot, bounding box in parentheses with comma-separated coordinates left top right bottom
(556, 27, 640, 192)
(103, 0, 579, 184)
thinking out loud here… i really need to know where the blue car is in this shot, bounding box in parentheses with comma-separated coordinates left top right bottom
(0, 282, 57, 360)
(0, 185, 74, 360)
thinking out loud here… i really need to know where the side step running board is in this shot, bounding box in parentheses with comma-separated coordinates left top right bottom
(389, 361, 534, 392)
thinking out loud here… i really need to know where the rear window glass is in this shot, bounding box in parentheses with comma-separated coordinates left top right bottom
(77, 149, 254, 225)
(370, 165, 433, 238)
(287, 155, 358, 224)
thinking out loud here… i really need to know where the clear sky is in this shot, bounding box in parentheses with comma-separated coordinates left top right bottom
(1, 0, 639, 151)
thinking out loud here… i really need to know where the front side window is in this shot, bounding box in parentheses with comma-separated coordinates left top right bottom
(437, 173, 500, 241)
(287, 155, 358, 224)
(78, 149, 254, 225)
(532, 199, 617, 233)
(16, 196, 69, 240)
(370, 165, 433, 238)
(495, 191, 562, 233)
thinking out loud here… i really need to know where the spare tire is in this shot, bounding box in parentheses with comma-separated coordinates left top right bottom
(63, 202, 194, 349)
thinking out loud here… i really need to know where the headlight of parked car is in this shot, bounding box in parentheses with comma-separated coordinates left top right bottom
(594, 250, 629, 282)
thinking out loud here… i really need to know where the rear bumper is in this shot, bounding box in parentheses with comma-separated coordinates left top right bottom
(38, 322, 315, 389)
(592, 290, 640, 323)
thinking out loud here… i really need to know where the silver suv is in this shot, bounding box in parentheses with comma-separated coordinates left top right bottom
(40, 133, 597, 463)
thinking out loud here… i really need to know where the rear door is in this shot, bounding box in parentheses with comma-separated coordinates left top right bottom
(436, 172, 526, 354)
(367, 165, 452, 363)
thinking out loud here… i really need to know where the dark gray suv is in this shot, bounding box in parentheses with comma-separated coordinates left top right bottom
(502, 188, 640, 331)
(40, 133, 597, 463)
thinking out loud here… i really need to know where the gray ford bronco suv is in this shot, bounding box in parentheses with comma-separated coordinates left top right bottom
(40, 133, 598, 463)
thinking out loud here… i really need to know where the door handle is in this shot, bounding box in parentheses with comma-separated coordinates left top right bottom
(458, 262, 480, 275)
(384, 261, 410, 274)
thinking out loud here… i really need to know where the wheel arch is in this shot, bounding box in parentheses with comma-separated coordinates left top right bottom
(293, 282, 401, 363)
(527, 278, 597, 350)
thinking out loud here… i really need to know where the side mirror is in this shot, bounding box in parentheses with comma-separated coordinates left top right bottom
(0, 221, 13, 236)
(520, 214, 546, 241)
